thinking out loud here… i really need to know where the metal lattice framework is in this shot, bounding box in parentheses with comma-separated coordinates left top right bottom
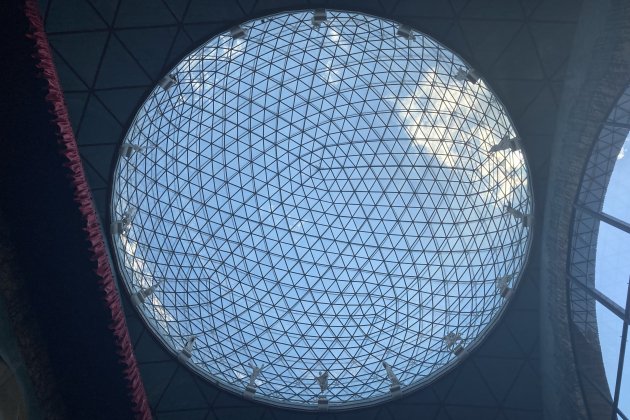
(110, 10, 532, 410)
(569, 82, 630, 419)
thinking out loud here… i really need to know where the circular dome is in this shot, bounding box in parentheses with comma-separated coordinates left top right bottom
(111, 10, 532, 410)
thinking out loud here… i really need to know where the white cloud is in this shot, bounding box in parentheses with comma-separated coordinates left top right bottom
(618, 146, 626, 160)
(394, 69, 522, 208)
(120, 235, 176, 333)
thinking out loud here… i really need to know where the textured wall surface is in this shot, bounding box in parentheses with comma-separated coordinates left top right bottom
(540, 0, 630, 418)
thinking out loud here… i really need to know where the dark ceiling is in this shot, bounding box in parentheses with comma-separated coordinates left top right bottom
(36, 0, 584, 418)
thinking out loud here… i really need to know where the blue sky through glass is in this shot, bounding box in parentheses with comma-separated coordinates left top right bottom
(111, 10, 532, 409)
(596, 132, 630, 415)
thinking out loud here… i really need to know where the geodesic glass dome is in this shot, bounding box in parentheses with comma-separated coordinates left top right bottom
(110, 10, 533, 410)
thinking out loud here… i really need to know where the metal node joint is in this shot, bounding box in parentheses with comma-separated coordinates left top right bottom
(178, 335, 196, 362)
(454, 67, 479, 84)
(443, 332, 464, 355)
(489, 134, 521, 153)
(312, 9, 327, 28)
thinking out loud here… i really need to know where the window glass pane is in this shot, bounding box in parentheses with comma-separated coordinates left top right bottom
(617, 327, 630, 418)
(597, 302, 624, 396)
(596, 222, 630, 307)
(603, 132, 630, 222)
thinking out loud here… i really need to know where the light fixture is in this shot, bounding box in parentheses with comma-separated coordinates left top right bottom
(110, 207, 135, 236)
(383, 362, 402, 397)
(230, 25, 247, 40)
(312, 9, 327, 28)
(158, 74, 177, 90)
(455, 67, 480, 84)
(396, 24, 414, 40)
(130, 279, 163, 306)
(505, 204, 533, 228)
(489, 134, 521, 153)
(443, 332, 464, 356)
(178, 336, 196, 362)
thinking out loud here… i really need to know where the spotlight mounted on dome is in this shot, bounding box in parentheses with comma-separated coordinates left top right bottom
(396, 24, 414, 40)
(312, 9, 327, 28)
(119, 143, 157, 159)
(504, 204, 533, 228)
(489, 134, 521, 153)
(455, 67, 480, 84)
(120, 143, 142, 159)
(443, 332, 464, 356)
(111, 207, 136, 236)
(178, 335, 196, 362)
(383, 362, 402, 398)
(495, 274, 513, 298)
(230, 25, 247, 40)
(131, 279, 164, 306)
(243, 363, 262, 400)
(315, 370, 329, 410)
(158, 74, 177, 91)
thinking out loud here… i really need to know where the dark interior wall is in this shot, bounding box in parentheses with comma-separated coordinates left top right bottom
(0, 212, 45, 419)
(0, 1, 147, 418)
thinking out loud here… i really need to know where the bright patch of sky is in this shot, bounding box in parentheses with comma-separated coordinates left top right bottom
(111, 11, 532, 408)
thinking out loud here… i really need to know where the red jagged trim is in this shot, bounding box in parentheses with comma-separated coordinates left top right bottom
(23, 2, 152, 418)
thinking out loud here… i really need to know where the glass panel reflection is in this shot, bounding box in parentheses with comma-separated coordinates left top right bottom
(596, 223, 630, 308)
